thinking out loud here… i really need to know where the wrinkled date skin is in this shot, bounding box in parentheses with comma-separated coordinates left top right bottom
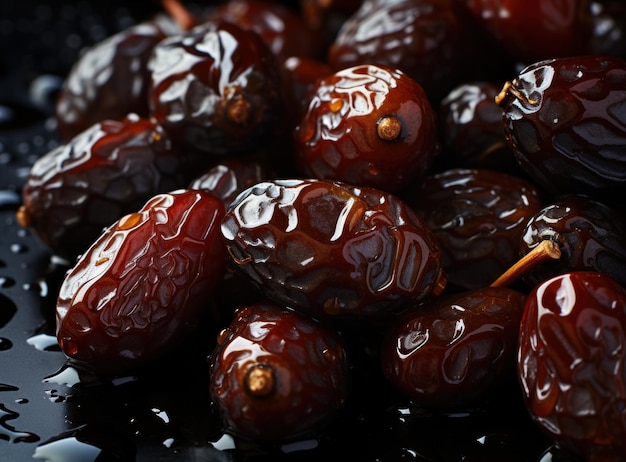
(381, 286, 526, 409)
(498, 55, 626, 208)
(208, 301, 349, 442)
(56, 189, 226, 375)
(437, 81, 518, 173)
(221, 179, 446, 319)
(409, 168, 544, 290)
(55, 16, 178, 140)
(327, 0, 469, 101)
(520, 194, 626, 289)
(518, 271, 626, 460)
(18, 115, 186, 259)
(188, 158, 275, 209)
(294, 64, 439, 193)
(208, 0, 322, 63)
(148, 20, 283, 157)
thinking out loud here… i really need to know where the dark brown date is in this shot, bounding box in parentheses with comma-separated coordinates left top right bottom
(518, 271, 626, 460)
(437, 81, 519, 174)
(519, 194, 626, 289)
(17, 115, 186, 259)
(55, 15, 179, 140)
(381, 286, 526, 409)
(409, 168, 544, 290)
(497, 55, 626, 209)
(208, 300, 349, 441)
(327, 0, 470, 101)
(56, 189, 226, 375)
(220, 179, 447, 319)
(148, 20, 283, 157)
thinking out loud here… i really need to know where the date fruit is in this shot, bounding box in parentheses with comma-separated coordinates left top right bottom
(518, 271, 626, 461)
(381, 286, 526, 409)
(208, 300, 349, 442)
(294, 64, 439, 193)
(17, 114, 186, 259)
(148, 20, 283, 157)
(519, 194, 626, 289)
(220, 178, 446, 319)
(497, 55, 626, 208)
(409, 168, 544, 290)
(56, 189, 226, 374)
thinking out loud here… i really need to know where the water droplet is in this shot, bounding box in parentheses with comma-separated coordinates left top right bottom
(26, 334, 60, 352)
(0, 275, 14, 288)
(10, 243, 28, 254)
(33, 425, 135, 462)
(0, 190, 20, 208)
(0, 337, 13, 351)
(32, 435, 102, 462)
(0, 383, 18, 392)
(0, 404, 40, 443)
(0, 294, 17, 328)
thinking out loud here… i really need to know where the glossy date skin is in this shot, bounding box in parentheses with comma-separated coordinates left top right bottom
(18, 114, 186, 259)
(381, 286, 526, 409)
(148, 20, 283, 156)
(220, 179, 446, 319)
(56, 189, 226, 375)
(518, 271, 626, 461)
(497, 55, 626, 209)
(328, 0, 469, 101)
(294, 64, 439, 193)
(409, 168, 544, 290)
(208, 301, 349, 442)
(520, 194, 626, 289)
(55, 15, 178, 140)
(437, 82, 518, 173)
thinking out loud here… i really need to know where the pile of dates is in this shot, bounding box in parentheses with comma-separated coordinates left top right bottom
(13, 0, 626, 460)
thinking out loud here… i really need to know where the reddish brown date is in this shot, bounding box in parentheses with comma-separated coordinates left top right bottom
(497, 55, 626, 209)
(409, 168, 544, 290)
(220, 179, 446, 319)
(17, 115, 186, 259)
(208, 301, 349, 442)
(56, 189, 226, 374)
(294, 64, 439, 193)
(381, 286, 526, 409)
(518, 271, 626, 460)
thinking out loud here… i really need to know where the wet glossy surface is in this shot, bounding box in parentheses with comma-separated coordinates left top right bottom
(148, 20, 283, 156)
(221, 178, 445, 319)
(209, 301, 349, 442)
(381, 287, 526, 409)
(0, 1, 579, 460)
(519, 194, 626, 288)
(498, 55, 626, 209)
(294, 64, 439, 193)
(19, 115, 187, 259)
(409, 168, 544, 291)
(518, 271, 626, 460)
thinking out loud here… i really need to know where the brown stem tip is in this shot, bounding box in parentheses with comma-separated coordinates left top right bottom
(244, 364, 275, 398)
(377, 115, 402, 141)
(490, 239, 561, 288)
(161, 0, 197, 31)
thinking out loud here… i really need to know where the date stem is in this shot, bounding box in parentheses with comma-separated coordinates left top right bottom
(490, 239, 561, 288)
(161, 0, 197, 31)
